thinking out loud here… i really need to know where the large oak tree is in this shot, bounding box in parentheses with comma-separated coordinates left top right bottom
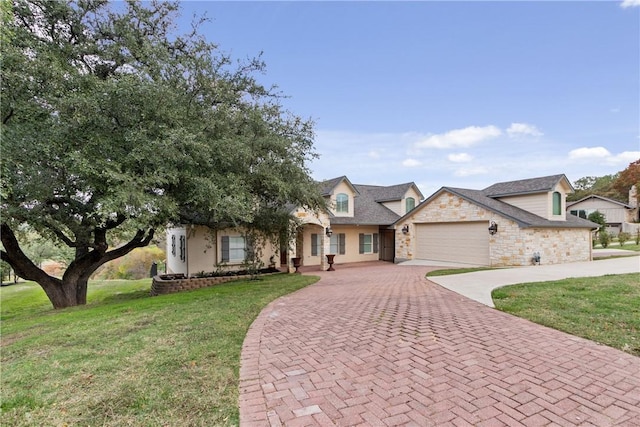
(1, 0, 325, 308)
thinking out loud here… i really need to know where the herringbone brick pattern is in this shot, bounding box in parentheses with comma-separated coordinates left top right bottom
(239, 262, 640, 426)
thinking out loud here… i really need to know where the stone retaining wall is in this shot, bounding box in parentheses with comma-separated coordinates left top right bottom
(151, 273, 279, 296)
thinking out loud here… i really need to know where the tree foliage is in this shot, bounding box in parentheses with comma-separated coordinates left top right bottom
(569, 159, 640, 203)
(1, 0, 325, 308)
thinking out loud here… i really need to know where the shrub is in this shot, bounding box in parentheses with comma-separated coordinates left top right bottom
(636, 230, 640, 245)
(598, 231, 611, 248)
(617, 232, 630, 247)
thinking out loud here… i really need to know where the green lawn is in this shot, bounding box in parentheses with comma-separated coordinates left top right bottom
(1, 274, 318, 427)
(492, 273, 640, 357)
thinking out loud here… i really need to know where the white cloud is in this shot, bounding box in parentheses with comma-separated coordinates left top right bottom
(569, 146, 612, 159)
(415, 125, 501, 149)
(454, 166, 489, 177)
(568, 147, 639, 166)
(613, 151, 640, 164)
(368, 150, 381, 159)
(402, 158, 423, 167)
(621, 0, 640, 8)
(507, 122, 543, 138)
(448, 153, 473, 163)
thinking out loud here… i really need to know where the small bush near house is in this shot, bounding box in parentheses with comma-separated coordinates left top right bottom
(636, 229, 640, 245)
(598, 230, 611, 248)
(617, 232, 631, 247)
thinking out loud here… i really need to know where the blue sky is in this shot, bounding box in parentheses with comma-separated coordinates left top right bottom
(177, 1, 639, 197)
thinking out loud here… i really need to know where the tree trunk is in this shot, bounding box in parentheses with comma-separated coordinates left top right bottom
(1, 222, 154, 309)
(38, 275, 84, 309)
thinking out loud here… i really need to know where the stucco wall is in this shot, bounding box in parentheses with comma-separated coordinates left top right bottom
(300, 225, 381, 266)
(167, 225, 278, 276)
(395, 190, 592, 266)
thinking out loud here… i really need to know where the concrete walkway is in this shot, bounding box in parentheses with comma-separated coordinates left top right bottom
(239, 262, 640, 426)
(424, 255, 640, 307)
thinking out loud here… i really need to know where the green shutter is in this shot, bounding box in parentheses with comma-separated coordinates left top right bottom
(221, 236, 229, 262)
(373, 233, 379, 254)
(339, 234, 346, 255)
(359, 233, 364, 254)
(311, 234, 318, 256)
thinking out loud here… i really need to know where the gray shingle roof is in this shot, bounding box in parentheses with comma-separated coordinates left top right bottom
(330, 184, 402, 225)
(444, 187, 598, 229)
(483, 174, 571, 197)
(319, 176, 359, 197)
(567, 194, 633, 209)
(367, 183, 424, 202)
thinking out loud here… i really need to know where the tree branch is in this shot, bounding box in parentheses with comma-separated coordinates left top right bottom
(101, 228, 155, 264)
(0, 223, 61, 285)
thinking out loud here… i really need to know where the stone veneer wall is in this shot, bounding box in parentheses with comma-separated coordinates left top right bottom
(395, 191, 592, 266)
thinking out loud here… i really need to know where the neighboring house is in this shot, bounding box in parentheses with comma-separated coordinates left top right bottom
(166, 176, 424, 275)
(567, 185, 639, 235)
(394, 174, 599, 267)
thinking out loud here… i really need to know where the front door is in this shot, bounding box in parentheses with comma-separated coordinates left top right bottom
(380, 229, 395, 262)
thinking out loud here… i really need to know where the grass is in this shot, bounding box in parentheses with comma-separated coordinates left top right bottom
(492, 273, 640, 357)
(0, 274, 318, 427)
(426, 267, 498, 277)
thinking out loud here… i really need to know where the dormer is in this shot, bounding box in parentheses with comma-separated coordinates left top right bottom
(320, 176, 358, 217)
(483, 174, 573, 221)
(374, 183, 424, 216)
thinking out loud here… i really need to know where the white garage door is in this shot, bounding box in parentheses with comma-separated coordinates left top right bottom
(415, 222, 490, 265)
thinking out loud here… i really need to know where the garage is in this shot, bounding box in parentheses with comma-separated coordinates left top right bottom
(415, 222, 490, 265)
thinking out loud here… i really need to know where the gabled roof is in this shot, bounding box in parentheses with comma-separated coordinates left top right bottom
(319, 177, 423, 226)
(483, 174, 572, 198)
(330, 184, 400, 225)
(319, 176, 359, 197)
(567, 194, 633, 209)
(442, 187, 597, 229)
(369, 182, 424, 203)
(394, 174, 598, 230)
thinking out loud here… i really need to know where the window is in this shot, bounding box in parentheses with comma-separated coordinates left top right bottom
(359, 233, 379, 254)
(330, 233, 346, 255)
(570, 209, 592, 219)
(406, 197, 415, 212)
(179, 235, 186, 262)
(336, 193, 349, 213)
(552, 192, 562, 215)
(311, 234, 320, 256)
(221, 236, 246, 263)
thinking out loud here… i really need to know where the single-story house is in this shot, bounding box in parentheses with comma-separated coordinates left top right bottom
(166, 176, 424, 274)
(394, 174, 599, 266)
(567, 186, 639, 235)
(165, 173, 599, 275)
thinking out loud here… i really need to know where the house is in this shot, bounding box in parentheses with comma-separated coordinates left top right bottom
(567, 185, 639, 235)
(394, 174, 599, 266)
(165, 174, 600, 275)
(165, 176, 424, 275)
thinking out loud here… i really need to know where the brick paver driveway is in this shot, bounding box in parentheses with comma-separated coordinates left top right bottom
(239, 262, 640, 426)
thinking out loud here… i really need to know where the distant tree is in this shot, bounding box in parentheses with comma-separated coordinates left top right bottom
(569, 174, 619, 202)
(588, 211, 607, 231)
(613, 159, 640, 204)
(1, 0, 325, 308)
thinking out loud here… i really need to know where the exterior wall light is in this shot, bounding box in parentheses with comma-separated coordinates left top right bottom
(326, 227, 333, 237)
(488, 221, 498, 235)
(402, 225, 410, 234)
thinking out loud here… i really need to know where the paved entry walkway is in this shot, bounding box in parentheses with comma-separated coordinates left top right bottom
(239, 263, 640, 426)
